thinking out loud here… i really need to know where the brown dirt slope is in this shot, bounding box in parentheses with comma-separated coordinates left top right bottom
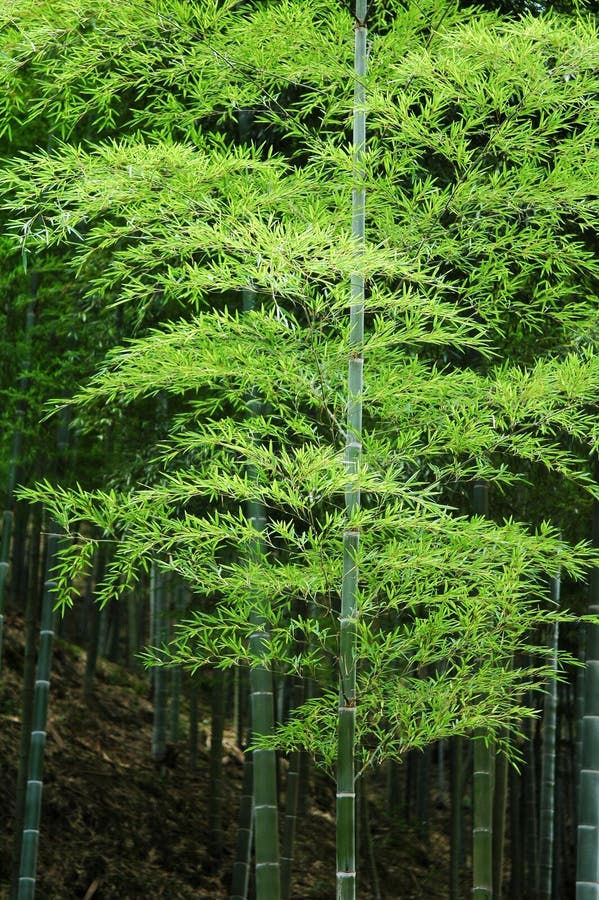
(0, 613, 451, 899)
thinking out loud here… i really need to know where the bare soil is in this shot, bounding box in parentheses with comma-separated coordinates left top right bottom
(0, 613, 457, 899)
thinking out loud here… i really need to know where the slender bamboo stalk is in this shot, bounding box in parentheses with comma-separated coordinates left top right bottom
(337, 4, 366, 898)
(231, 736, 254, 900)
(576, 470, 599, 900)
(416, 747, 431, 844)
(360, 774, 382, 900)
(247, 499, 280, 900)
(169, 583, 184, 741)
(539, 572, 560, 900)
(281, 748, 301, 900)
(209, 667, 227, 856)
(151, 564, 168, 765)
(189, 672, 199, 772)
(386, 757, 401, 823)
(17, 524, 59, 900)
(281, 679, 304, 900)
(83, 540, 106, 704)
(126, 587, 139, 668)
(10, 505, 42, 900)
(510, 763, 523, 900)
(492, 743, 508, 900)
(243, 276, 280, 897)
(473, 736, 495, 900)
(523, 702, 539, 896)
(450, 736, 464, 900)
(577, 624, 586, 816)
(0, 300, 34, 672)
(472, 479, 494, 900)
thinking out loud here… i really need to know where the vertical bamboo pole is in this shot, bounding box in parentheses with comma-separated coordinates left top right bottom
(247, 499, 280, 900)
(83, 540, 106, 704)
(510, 763, 523, 900)
(492, 746, 508, 900)
(0, 427, 20, 668)
(337, 4, 366, 898)
(151, 564, 168, 765)
(281, 678, 304, 900)
(281, 748, 301, 900)
(10, 505, 42, 900)
(0, 300, 34, 673)
(523, 710, 540, 895)
(472, 479, 495, 900)
(450, 736, 464, 900)
(539, 571, 560, 900)
(189, 672, 199, 772)
(576, 467, 599, 900)
(169, 582, 184, 741)
(17, 524, 60, 900)
(231, 734, 255, 900)
(209, 667, 227, 857)
(238, 103, 280, 900)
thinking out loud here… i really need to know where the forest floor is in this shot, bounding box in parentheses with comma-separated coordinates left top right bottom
(0, 613, 463, 900)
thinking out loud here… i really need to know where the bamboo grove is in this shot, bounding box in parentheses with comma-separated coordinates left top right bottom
(1, 0, 599, 897)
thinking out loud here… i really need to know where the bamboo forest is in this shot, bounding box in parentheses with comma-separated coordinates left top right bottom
(2, 0, 599, 898)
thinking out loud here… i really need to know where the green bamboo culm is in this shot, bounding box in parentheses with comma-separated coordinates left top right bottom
(0, 300, 34, 675)
(17, 525, 59, 900)
(150, 564, 168, 765)
(244, 286, 281, 900)
(337, 3, 366, 899)
(231, 736, 254, 900)
(281, 679, 304, 900)
(472, 479, 495, 900)
(539, 569, 560, 900)
(576, 467, 599, 900)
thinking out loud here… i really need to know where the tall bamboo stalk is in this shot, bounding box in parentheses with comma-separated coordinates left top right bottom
(510, 764, 523, 900)
(281, 747, 300, 900)
(0, 300, 34, 673)
(539, 571, 560, 900)
(169, 583, 184, 741)
(0, 427, 21, 669)
(492, 744, 508, 900)
(472, 479, 495, 900)
(337, 4, 366, 898)
(10, 504, 42, 900)
(450, 736, 464, 900)
(83, 539, 106, 704)
(150, 563, 168, 765)
(189, 671, 199, 772)
(247, 498, 280, 900)
(281, 678, 304, 900)
(523, 708, 540, 895)
(243, 280, 280, 897)
(17, 523, 59, 900)
(231, 733, 254, 900)
(237, 101, 280, 899)
(209, 667, 227, 856)
(576, 468, 599, 900)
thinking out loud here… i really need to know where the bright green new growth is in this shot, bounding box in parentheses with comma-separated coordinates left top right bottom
(3, 0, 599, 891)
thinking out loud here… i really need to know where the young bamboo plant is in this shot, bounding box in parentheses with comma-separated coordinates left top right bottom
(5, 3, 599, 897)
(337, 2, 367, 898)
